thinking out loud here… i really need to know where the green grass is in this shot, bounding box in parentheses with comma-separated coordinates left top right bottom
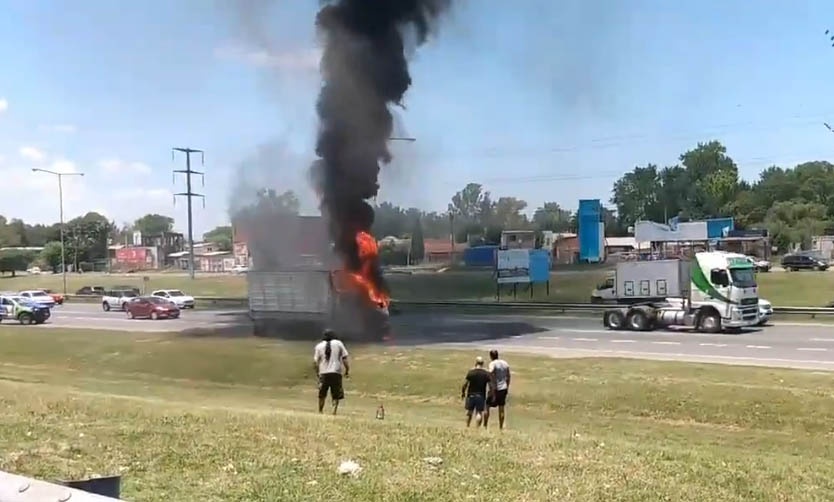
(3, 268, 834, 306)
(2, 327, 834, 500)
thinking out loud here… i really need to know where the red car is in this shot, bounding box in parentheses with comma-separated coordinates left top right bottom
(125, 296, 180, 320)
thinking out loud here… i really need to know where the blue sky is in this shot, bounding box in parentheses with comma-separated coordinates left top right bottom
(2, 0, 834, 236)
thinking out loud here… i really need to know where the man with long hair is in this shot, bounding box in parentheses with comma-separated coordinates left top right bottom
(313, 329, 351, 415)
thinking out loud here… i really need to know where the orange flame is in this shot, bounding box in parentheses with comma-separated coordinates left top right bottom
(332, 231, 390, 309)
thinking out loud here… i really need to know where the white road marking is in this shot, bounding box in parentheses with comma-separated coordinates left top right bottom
(699, 343, 727, 347)
(611, 339, 636, 343)
(746, 345, 772, 349)
(797, 348, 828, 352)
(571, 338, 598, 342)
(432, 343, 834, 369)
(651, 341, 680, 345)
(810, 338, 834, 342)
(537, 336, 561, 340)
(562, 329, 610, 335)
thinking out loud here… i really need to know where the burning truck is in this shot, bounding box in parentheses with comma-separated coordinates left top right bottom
(242, 214, 391, 341)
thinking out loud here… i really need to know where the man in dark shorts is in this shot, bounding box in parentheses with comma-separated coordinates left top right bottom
(484, 349, 511, 429)
(313, 329, 350, 415)
(460, 356, 491, 427)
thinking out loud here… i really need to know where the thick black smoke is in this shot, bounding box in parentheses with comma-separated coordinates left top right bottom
(311, 0, 450, 294)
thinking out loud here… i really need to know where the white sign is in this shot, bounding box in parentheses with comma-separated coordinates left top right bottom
(132, 230, 142, 246)
(496, 249, 531, 284)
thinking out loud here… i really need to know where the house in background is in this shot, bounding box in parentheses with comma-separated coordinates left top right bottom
(423, 238, 468, 263)
(500, 230, 536, 250)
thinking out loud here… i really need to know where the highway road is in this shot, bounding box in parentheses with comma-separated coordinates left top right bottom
(7, 305, 834, 370)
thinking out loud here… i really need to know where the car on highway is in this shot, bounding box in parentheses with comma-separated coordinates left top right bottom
(18, 290, 56, 308)
(76, 285, 106, 296)
(758, 299, 773, 326)
(151, 289, 195, 309)
(746, 255, 771, 273)
(125, 296, 181, 320)
(40, 289, 64, 305)
(102, 289, 139, 311)
(0, 295, 51, 325)
(781, 253, 829, 271)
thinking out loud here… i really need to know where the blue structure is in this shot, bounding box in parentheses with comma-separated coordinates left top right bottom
(528, 249, 551, 283)
(463, 245, 498, 267)
(706, 217, 735, 239)
(578, 199, 603, 263)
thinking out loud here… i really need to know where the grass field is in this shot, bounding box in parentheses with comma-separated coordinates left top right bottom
(1, 328, 834, 500)
(2, 268, 834, 306)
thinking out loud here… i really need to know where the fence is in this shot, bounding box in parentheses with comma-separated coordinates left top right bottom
(58, 295, 834, 317)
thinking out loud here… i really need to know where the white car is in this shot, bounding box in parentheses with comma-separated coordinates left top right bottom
(758, 299, 773, 326)
(231, 265, 249, 274)
(18, 290, 56, 308)
(151, 289, 195, 309)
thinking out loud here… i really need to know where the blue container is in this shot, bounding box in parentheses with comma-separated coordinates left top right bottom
(578, 199, 602, 262)
(464, 245, 498, 267)
(528, 249, 551, 283)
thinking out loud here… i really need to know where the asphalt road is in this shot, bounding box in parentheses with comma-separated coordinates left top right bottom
(432, 315, 834, 370)
(8, 305, 834, 370)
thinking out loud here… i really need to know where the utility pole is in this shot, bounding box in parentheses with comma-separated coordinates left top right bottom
(32, 168, 84, 294)
(172, 148, 205, 279)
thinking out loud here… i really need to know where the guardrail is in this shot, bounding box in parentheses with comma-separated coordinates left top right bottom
(58, 296, 834, 318)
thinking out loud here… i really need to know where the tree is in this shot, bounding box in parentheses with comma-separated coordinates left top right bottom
(610, 164, 662, 227)
(133, 214, 175, 236)
(409, 217, 425, 264)
(64, 212, 112, 268)
(203, 226, 233, 251)
(40, 241, 64, 272)
(492, 197, 529, 229)
(532, 202, 572, 232)
(764, 201, 830, 252)
(0, 249, 34, 276)
(449, 183, 489, 220)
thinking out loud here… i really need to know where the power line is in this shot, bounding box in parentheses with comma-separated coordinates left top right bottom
(408, 111, 834, 160)
(172, 147, 205, 280)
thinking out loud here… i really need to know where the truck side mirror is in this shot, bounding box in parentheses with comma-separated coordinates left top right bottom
(710, 269, 729, 287)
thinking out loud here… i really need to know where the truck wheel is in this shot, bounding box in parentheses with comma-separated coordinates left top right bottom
(102, 302, 111, 312)
(604, 310, 625, 330)
(698, 310, 722, 333)
(627, 310, 650, 331)
(18, 313, 34, 325)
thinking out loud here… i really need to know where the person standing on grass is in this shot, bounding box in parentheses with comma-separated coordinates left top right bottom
(484, 349, 511, 430)
(461, 356, 491, 427)
(313, 329, 350, 415)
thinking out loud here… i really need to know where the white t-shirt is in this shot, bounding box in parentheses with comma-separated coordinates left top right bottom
(314, 339, 349, 375)
(488, 359, 510, 391)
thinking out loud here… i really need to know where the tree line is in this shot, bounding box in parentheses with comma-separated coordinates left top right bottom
(610, 140, 834, 252)
(0, 212, 176, 275)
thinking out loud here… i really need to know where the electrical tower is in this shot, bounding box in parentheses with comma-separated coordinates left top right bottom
(172, 147, 205, 279)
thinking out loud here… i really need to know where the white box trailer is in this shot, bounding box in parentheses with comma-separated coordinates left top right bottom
(615, 259, 688, 300)
(247, 269, 390, 340)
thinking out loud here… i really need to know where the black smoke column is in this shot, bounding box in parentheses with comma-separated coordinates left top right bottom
(311, 0, 451, 296)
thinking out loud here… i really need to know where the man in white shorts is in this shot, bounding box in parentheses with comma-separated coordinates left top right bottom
(313, 329, 350, 415)
(484, 349, 511, 429)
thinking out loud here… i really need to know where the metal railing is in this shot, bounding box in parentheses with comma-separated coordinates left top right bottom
(57, 295, 834, 317)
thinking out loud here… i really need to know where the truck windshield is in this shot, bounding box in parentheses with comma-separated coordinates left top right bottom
(729, 267, 757, 288)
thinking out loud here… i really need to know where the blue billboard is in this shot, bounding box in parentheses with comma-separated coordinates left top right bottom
(578, 199, 603, 263)
(528, 249, 551, 283)
(706, 217, 734, 239)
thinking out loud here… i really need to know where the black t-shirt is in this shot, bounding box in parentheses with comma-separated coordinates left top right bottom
(465, 368, 491, 396)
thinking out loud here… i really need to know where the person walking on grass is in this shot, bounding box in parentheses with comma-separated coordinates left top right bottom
(461, 356, 491, 427)
(484, 349, 511, 430)
(313, 329, 350, 415)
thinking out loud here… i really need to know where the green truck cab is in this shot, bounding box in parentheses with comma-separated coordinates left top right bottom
(0, 295, 51, 325)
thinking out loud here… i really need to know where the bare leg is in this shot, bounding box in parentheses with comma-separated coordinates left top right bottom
(483, 408, 490, 428)
(498, 405, 505, 429)
(318, 397, 326, 413)
(466, 411, 473, 427)
(474, 409, 483, 427)
(332, 399, 340, 415)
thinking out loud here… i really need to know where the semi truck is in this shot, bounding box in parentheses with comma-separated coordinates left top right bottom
(597, 251, 761, 333)
(247, 269, 391, 341)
